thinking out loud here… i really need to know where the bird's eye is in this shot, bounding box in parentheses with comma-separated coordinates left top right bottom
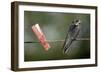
(76, 20, 79, 22)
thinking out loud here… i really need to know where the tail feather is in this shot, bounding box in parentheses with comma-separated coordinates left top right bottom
(63, 39, 73, 53)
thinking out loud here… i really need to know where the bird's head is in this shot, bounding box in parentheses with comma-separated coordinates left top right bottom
(72, 19, 81, 25)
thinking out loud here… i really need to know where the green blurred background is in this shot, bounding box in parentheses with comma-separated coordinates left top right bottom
(24, 11, 90, 61)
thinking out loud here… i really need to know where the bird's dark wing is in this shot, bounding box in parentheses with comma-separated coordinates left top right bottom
(62, 24, 73, 49)
(62, 25, 74, 53)
(63, 25, 80, 53)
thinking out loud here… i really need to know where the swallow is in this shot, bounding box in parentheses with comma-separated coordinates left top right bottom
(63, 19, 81, 53)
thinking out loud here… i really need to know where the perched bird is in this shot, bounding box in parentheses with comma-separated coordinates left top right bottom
(63, 19, 81, 53)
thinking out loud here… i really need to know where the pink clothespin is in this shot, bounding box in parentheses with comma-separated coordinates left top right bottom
(32, 24, 51, 51)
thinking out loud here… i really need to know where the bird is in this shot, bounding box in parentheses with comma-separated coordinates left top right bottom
(63, 19, 81, 54)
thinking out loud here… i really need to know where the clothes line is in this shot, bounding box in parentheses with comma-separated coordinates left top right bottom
(24, 38, 90, 43)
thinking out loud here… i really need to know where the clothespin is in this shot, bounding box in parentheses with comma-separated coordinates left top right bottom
(32, 24, 51, 51)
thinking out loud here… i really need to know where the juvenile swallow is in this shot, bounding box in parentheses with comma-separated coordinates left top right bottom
(63, 19, 81, 53)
